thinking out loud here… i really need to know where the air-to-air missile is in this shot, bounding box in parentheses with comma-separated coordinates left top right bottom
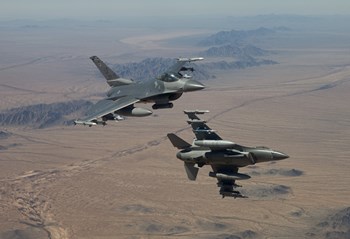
(168, 110, 289, 198)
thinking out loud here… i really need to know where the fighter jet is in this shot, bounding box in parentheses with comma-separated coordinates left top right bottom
(74, 56, 205, 126)
(167, 110, 289, 198)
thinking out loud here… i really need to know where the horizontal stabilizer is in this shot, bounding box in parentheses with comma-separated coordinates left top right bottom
(167, 133, 191, 149)
(184, 162, 199, 181)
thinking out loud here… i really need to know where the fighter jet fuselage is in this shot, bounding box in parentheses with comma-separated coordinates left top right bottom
(167, 110, 289, 198)
(106, 76, 204, 111)
(177, 145, 288, 167)
(74, 56, 205, 126)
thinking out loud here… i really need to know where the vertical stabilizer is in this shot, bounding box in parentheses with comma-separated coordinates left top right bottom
(90, 56, 134, 87)
(90, 56, 119, 81)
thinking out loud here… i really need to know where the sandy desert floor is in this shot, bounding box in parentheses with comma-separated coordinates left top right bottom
(0, 24, 350, 239)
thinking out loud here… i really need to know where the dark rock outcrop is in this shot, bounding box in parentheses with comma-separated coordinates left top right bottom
(199, 59, 277, 71)
(198, 27, 275, 46)
(200, 44, 271, 58)
(312, 207, 350, 239)
(111, 57, 212, 81)
(0, 130, 12, 139)
(0, 100, 92, 128)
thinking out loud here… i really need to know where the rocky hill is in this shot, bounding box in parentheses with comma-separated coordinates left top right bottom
(306, 207, 350, 239)
(199, 58, 277, 71)
(200, 44, 271, 58)
(318, 207, 350, 239)
(198, 27, 275, 46)
(109, 56, 277, 82)
(0, 100, 92, 129)
(111, 58, 212, 81)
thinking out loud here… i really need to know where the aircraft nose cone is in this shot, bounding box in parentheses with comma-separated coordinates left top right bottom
(184, 79, 205, 92)
(272, 151, 289, 160)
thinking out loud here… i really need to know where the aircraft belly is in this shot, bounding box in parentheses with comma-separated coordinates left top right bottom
(204, 151, 253, 167)
(208, 160, 251, 168)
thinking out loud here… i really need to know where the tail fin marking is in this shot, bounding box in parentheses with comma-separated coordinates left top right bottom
(90, 56, 133, 87)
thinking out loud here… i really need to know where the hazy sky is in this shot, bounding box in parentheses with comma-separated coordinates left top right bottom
(1, 0, 350, 20)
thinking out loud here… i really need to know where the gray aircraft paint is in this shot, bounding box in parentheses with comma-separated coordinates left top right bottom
(74, 56, 205, 126)
(168, 110, 289, 198)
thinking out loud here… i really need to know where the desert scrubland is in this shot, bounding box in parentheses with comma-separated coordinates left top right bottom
(0, 17, 350, 238)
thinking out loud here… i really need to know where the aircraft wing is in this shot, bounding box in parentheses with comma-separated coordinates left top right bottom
(210, 165, 247, 198)
(184, 110, 222, 140)
(77, 96, 139, 124)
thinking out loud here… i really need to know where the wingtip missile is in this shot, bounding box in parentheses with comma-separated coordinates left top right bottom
(74, 120, 97, 127)
(177, 57, 204, 62)
(184, 110, 210, 115)
(189, 57, 204, 62)
(74, 120, 106, 127)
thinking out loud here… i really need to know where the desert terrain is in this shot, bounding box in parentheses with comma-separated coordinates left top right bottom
(1, 17, 350, 239)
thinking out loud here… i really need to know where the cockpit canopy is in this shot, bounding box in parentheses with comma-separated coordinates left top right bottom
(159, 73, 180, 82)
